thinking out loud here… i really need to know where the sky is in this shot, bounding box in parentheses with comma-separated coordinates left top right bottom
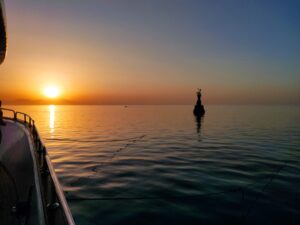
(0, 0, 299, 105)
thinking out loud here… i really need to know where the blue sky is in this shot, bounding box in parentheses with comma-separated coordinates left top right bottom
(1, 0, 300, 104)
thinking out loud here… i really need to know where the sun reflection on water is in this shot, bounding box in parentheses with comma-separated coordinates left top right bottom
(49, 105, 55, 133)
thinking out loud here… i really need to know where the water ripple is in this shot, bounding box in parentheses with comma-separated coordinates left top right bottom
(10, 105, 300, 225)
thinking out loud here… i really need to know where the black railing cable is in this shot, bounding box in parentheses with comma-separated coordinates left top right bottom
(45, 135, 146, 143)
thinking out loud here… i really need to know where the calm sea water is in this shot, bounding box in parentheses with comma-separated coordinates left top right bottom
(6, 105, 300, 225)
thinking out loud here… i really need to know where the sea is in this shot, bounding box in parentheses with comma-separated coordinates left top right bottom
(5, 105, 300, 225)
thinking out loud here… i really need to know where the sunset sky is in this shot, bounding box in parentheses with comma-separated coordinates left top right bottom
(0, 0, 299, 105)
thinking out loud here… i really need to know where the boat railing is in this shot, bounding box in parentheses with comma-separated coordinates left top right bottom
(16, 111, 34, 127)
(1, 108, 41, 151)
(1, 107, 16, 119)
(1, 108, 35, 126)
(1, 107, 75, 225)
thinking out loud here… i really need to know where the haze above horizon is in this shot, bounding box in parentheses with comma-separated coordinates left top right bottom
(0, 0, 299, 105)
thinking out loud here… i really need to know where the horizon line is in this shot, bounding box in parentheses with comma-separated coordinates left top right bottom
(2, 103, 300, 106)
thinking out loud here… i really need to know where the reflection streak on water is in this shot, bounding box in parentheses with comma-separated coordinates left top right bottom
(49, 105, 55, 133)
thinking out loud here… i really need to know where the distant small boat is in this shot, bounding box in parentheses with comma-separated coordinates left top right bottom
(193, 89, 205, 117)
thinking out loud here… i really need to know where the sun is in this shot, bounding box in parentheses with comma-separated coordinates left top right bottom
(44, 86, 60, 98)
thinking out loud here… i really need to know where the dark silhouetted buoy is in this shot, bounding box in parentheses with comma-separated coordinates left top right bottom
(193, 89, 205, 117)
